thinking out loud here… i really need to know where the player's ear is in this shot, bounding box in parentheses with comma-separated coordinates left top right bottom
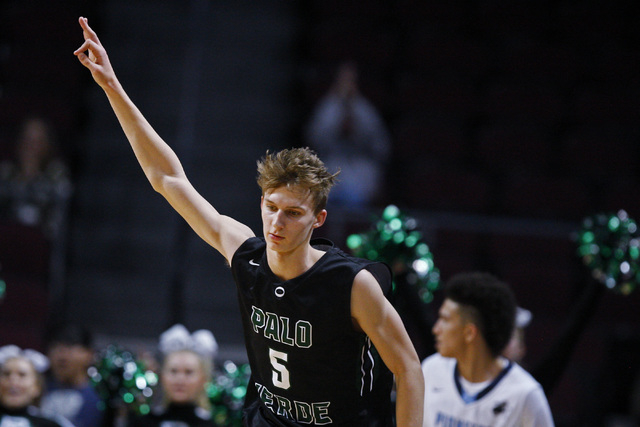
(463, 322, 479, 344)
(313, 209, 327, 228)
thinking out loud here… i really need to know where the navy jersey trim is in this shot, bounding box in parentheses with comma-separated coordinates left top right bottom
(453, 360, 514, 404)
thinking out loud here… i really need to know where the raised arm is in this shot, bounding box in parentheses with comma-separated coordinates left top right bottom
(351, 269, 424, 427)
(74, 17, 253, 262)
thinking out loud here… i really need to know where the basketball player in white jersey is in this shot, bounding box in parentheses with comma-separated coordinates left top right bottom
(422, 272, 554, 427)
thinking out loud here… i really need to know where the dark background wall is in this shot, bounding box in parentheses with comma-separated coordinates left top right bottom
(1, 0, 639, 425)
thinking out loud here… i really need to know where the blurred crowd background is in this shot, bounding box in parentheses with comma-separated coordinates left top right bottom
(1, 0, 639, 425)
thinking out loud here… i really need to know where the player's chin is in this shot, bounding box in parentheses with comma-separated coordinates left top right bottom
(267, 241, 292, 256)
(266, 238, 283, 250)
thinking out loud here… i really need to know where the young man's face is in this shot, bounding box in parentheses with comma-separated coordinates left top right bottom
(260, 186, 326, 255)
(48, 342, 93, 385)
(432, 299, 469, 359)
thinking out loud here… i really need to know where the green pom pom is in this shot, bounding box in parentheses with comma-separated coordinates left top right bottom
(576, 210, 639, 295)
(88, 345, 158, 415)
(208, 360, 251, 426)
(347, 205, 441, 304)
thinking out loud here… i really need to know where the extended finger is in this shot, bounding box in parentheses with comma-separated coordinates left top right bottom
(78, 16, 101, 44)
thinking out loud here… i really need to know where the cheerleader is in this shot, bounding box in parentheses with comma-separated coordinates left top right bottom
(129, 324, 218, 427)
(0, 345, 73, 427)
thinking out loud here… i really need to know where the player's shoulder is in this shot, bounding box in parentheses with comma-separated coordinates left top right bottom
(232, 237, 264, 263)
(339, 247, 392, 293)
(422, 353, 454, 371)
(421, 354, 455, 388)
(422, 352, 451, 364)
(503, 361, 545, 394)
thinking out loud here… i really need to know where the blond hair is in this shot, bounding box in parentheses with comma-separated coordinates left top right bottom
(256, 147, 339, 214)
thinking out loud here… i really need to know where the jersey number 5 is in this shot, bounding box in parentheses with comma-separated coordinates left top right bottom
(269, 348, 291, 389)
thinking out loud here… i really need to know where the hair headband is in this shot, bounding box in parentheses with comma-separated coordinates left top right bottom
(159, 324, 218, 359)
(0, 345, 49, 373)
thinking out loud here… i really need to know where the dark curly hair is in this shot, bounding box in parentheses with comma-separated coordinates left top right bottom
(256, 147, 339, 214)
(444, 272, 517, 357)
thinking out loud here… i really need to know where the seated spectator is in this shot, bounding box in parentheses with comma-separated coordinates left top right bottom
(0, 116, 72, 239)
(129, 324, 218, 426)
(0, 345, 73, 426)
(40, 323, 104, 427)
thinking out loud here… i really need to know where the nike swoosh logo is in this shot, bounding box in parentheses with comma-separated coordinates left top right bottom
(249, 259, 260, 266)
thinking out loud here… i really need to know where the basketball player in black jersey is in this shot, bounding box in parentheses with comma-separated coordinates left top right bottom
(75, 16, 423, 426)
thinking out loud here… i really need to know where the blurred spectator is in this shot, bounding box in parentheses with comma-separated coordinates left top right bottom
(305, 61, 391, 209)
(0, 345, 73, 426)
(0, 116, 72, 239)
(502, 306, 532, 364)
(129, 324, 218, 426)
(40, 323, 104, 427)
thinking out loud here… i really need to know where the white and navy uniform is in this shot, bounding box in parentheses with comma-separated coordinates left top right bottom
(422, 354, 554, 427)
(232, 237, 394, 427)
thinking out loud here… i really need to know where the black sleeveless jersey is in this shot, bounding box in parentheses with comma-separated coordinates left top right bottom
(129, 403, 216, 427)
(0, 404, 72, 427)
(231, 237, 394, 427)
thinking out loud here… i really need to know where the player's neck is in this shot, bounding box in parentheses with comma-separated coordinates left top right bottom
(267, 245, 325, 281)
(457, 348, 503, 383)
